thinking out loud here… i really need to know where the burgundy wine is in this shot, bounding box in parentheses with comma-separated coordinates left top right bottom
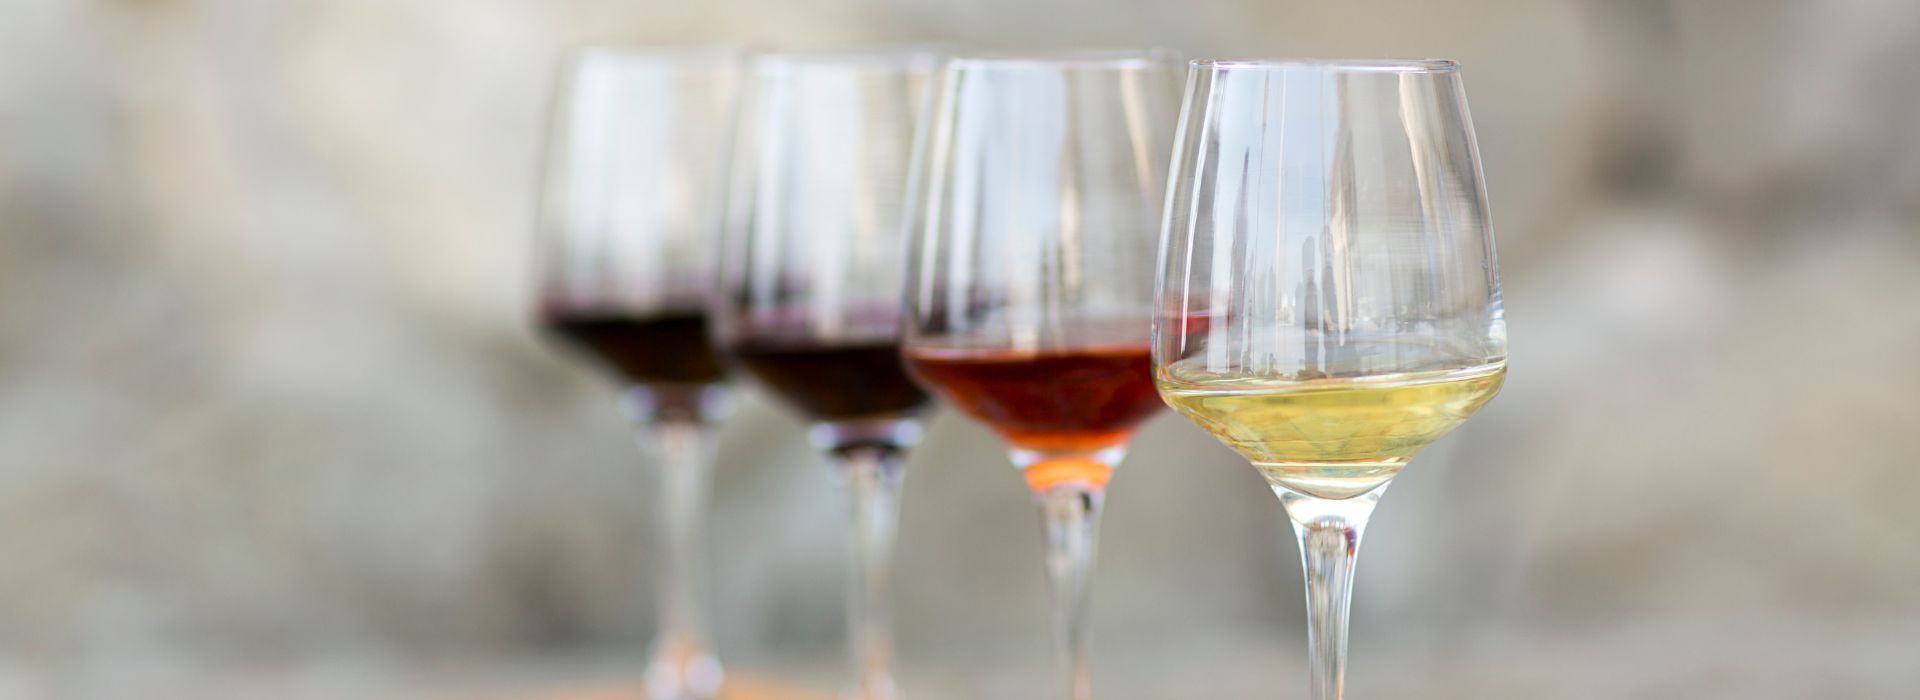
(732, 340, 930, 422)
(904, 344, 1162, 452)
(544, 311, 729, 385)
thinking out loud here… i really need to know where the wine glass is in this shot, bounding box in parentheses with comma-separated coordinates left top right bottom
(534, 45, 741, 700)
(1152, 59, 1508, 699)
(713, 48, 939, 700)
(901, 51, 1178, 700)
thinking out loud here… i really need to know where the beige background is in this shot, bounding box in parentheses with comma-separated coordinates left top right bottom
(1, 0, 1917, 697)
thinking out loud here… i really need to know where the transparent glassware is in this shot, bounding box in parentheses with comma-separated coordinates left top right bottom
(534, 45, 742, 700)
(901, 51, 1178, 700)
(1152, 59, 1508, 699)
(713, 49, 940, 700)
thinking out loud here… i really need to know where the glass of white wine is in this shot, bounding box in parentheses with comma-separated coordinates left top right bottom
(1152, 59, 1507, 699)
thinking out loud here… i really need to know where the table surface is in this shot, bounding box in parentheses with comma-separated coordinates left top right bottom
(503, 678, 834, 700)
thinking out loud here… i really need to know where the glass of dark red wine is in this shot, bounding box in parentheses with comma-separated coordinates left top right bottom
(901, 51, 1178, 700)
(713, 49, 939, 700)
(534, 46, 740, 700)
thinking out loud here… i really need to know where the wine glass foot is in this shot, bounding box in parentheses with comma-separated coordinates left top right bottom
(644, 637, 723, 700)
(840, 675, 898, 700)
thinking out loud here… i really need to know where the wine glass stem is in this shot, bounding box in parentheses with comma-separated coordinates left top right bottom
(835, 446, 906, 699)
(1039, 483, 1105, 700)
(1277, 487, 1386, 700)
(638, 418, 723, 700)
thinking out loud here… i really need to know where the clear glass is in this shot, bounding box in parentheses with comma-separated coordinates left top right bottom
(901, 50, 1179, 700)
(534, 45, 741, 700)
(713, 49, 939, 700)
(1152, 58, 1508, 699)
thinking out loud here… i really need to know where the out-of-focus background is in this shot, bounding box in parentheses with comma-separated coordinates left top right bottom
(2, 0, 1917, 698)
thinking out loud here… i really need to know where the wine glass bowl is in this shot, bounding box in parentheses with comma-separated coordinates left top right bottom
(1153, 58, 1507, 699)
(718, 49, 940, 433)
(538, 45, 742, 423)
(903, 50, 1179, 484)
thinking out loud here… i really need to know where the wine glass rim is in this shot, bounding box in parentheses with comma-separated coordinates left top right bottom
(752, 46, 943, 71)
(1192, 58, 1459, 73)
(563, 43, 745, 64)
(947, 49, 1174, 70)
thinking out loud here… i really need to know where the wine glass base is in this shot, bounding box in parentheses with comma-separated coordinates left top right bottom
(838, 676, 898, 700)
(644, 637, 724, 700)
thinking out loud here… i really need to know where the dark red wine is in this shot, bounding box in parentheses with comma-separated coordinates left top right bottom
(731, 340, 930, 422)
(903, 344, 1162, 451)
(543, 311, 728, 385)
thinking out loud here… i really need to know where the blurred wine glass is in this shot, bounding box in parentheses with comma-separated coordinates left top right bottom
(713, 48, 939, 700)
(534, 45, 741, 700)
(1153, 58, 1507, 699)
(901, 50, 1177, 700)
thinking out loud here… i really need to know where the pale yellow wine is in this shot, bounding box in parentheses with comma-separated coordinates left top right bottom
(1159, 364, 1505, 499)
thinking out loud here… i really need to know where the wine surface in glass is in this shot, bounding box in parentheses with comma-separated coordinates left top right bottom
(544, 311, 729, 385)
(732, 340, 930, 422)
(1159, 364, 1505, 499)
(904, 343, 1162, 489)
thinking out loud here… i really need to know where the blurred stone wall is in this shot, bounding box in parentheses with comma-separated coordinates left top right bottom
(0, 0, 1916, 697)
